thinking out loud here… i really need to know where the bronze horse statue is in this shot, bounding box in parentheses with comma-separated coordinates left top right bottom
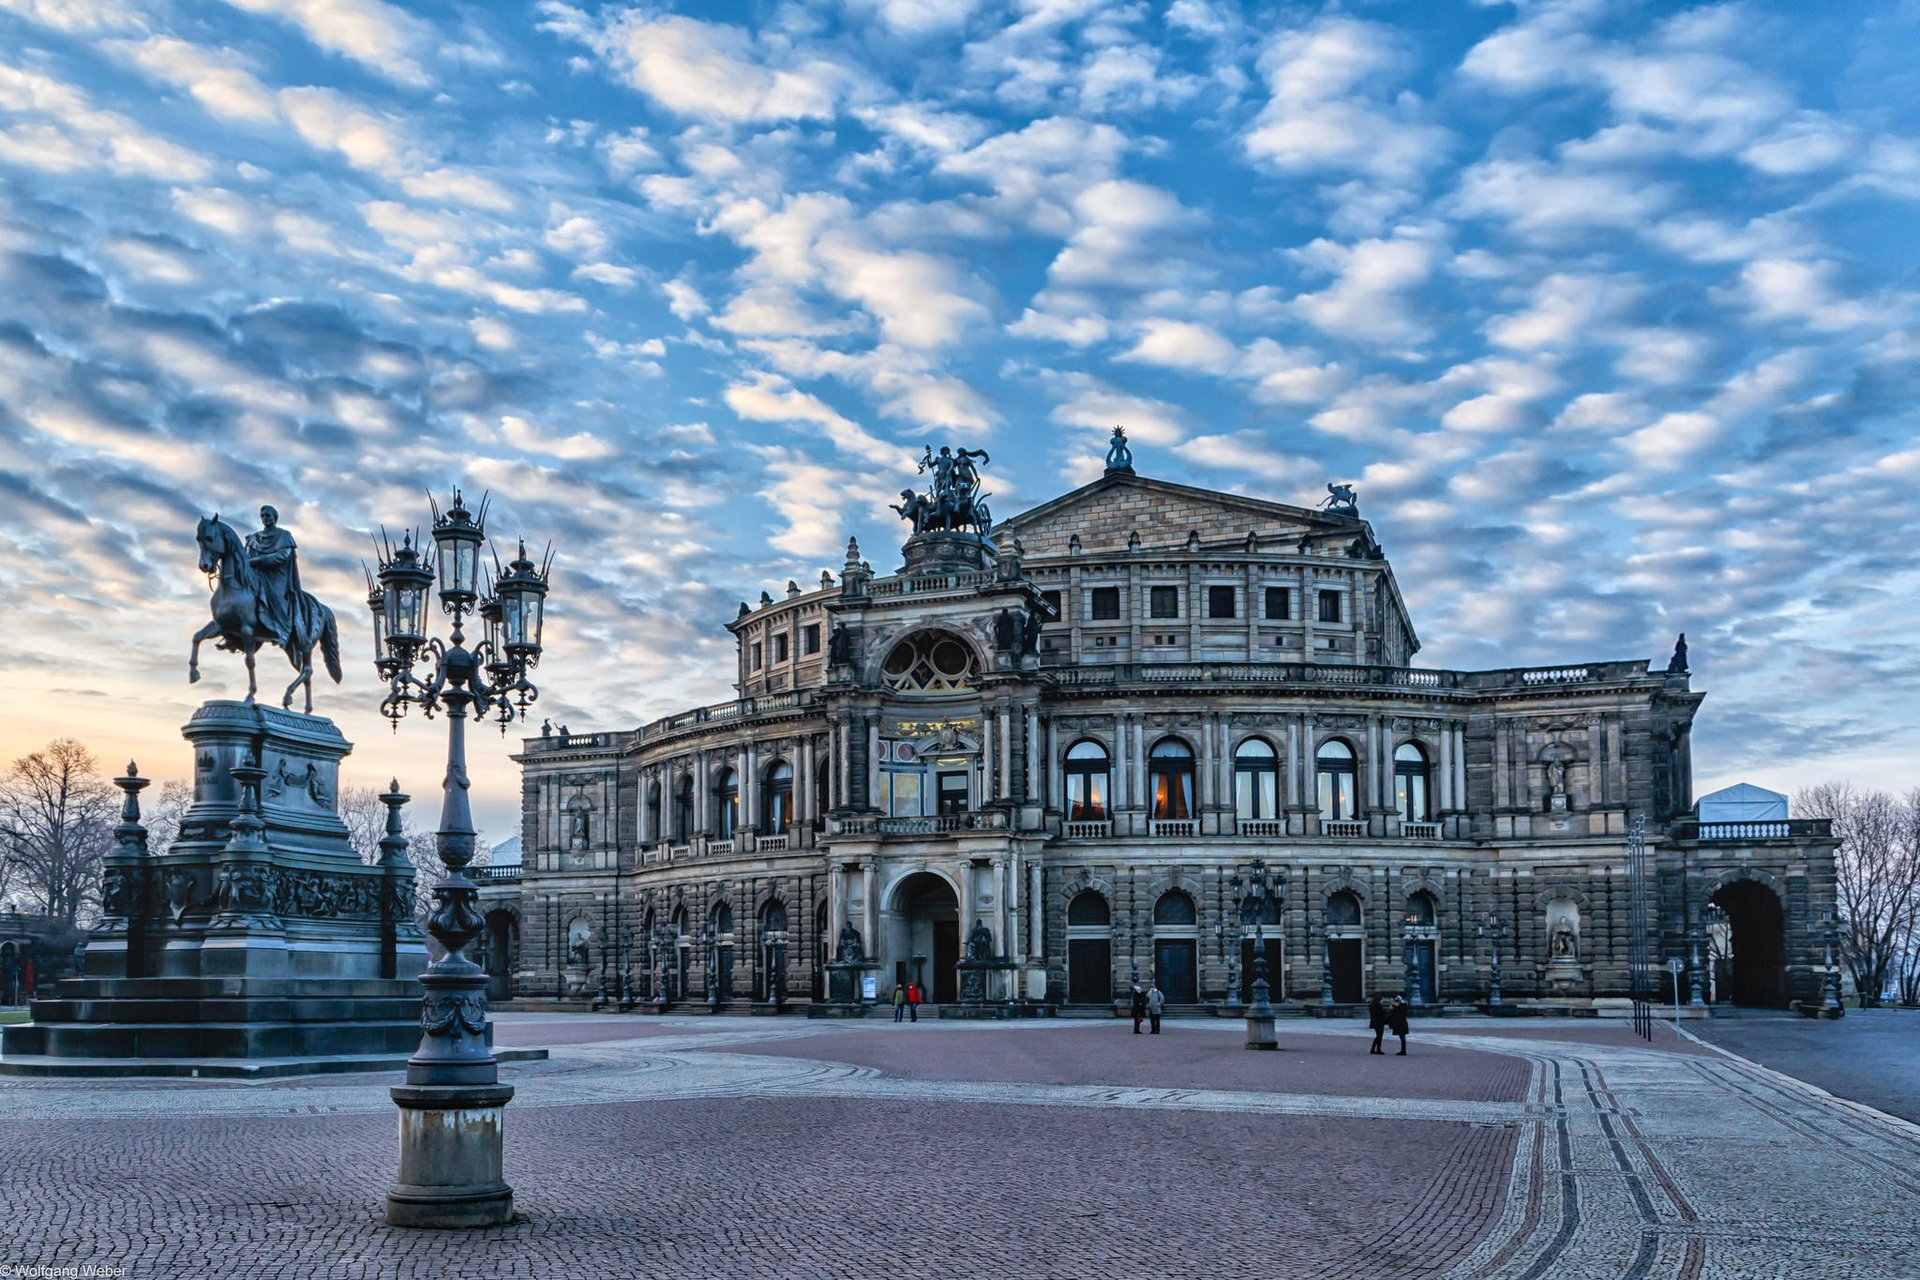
(189, 515, 341, 712)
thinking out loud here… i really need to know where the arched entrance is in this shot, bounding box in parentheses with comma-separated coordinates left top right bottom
(1066, 890, 1112, 1004)
(1711, 880, 1787, 1008)
(1326, 891, 1364, 1003)
(1153, 890, 1199, 1003)
(892, 872, 959, 1003)
(481, 910, 518, 1001)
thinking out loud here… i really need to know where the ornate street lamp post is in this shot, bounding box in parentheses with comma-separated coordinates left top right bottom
(1241, 859, 1279, 1050)
(369, 489, 553, 1229)
(1478, 913, 1505, 1008)
(1218, 910, 1240, 1012)
(1821, 916, 1844, 1015)
(1319, 916, 1335, 1007)
(1687, 922, 1706, 1008)
(653, 923, 674, 1013)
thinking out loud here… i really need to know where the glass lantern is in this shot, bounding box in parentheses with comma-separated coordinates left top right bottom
(379, 532, 434, 656)
(430, 489, 486, 611)
(365, 575, 392, 672)
(496, 540, 549, 662)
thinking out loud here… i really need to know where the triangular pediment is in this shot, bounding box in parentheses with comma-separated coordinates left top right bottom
(1000, 472, 1366, 558)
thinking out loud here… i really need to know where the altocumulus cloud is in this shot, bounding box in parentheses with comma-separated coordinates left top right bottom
(0, 0, 1917, 831)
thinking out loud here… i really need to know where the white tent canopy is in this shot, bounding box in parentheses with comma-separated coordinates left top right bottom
(1696, 783, 1788, 823)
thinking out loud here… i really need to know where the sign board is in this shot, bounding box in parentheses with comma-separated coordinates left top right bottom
(861, 974, 877, 1001)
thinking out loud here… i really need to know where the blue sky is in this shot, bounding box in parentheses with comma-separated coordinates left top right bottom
(2, 0, 1918, 838)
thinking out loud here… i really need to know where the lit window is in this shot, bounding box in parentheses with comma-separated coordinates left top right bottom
(1315, 740, 1357, 821)
(1064, 740, 1110, 821)
(1149, 738, 1195, 819)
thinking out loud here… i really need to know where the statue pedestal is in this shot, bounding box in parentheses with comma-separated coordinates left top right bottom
(1543, 957, 1584, 996)
(956, 959, 1014, 1004)
(827, 961, 877, 1005)
(901, 530, 994, 575)
(0, 701, 542, 1078)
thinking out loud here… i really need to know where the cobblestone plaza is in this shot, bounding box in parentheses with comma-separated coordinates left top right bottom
(4, 1012, 1916, 1279)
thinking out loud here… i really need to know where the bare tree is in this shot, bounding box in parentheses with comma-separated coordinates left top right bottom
(142, 780, 193, 855)
(1797, 783, 1920, 1007)
(0, 740, 118, 923)
(337, 785, 391, 863)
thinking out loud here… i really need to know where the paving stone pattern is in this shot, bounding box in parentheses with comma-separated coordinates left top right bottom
(0, 1014, 1914, 1279)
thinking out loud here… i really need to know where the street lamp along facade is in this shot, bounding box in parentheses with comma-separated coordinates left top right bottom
(366, 488, 555, 1229)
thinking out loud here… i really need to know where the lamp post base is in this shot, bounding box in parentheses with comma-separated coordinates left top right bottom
(387, 1083, 515, 1228)
(1244, 1012, 1277, 1049)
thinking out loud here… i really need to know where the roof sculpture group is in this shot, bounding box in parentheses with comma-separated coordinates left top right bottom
(893, 445, 993, 537)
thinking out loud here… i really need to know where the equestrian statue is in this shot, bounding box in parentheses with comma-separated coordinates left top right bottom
(190, 505, 342, 713)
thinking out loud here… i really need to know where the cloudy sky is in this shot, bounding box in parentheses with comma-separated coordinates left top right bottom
(2, 0, 1917, 840)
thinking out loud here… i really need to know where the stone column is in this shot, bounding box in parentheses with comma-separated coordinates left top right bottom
(1029, 861, 1045, 962)
(1006, 706, 1021, 805)
(861, 861, 876, 950)
(1198, 711, 1217, 812)
(1008, 850, 1023, 963)
(1025, 708, 1041, 805)
(1044, 715, 1060, 811)
(827, 864, 845, 945)
(695, 751, 711, 837)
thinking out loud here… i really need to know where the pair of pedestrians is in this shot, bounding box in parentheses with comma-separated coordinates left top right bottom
(1367, 995, 1410, 1055)
(1129, 982, 1165, 1033)
(890, 982, 923, 1022)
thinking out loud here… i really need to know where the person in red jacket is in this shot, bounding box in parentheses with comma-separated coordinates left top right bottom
(906, 981, 922, 1022)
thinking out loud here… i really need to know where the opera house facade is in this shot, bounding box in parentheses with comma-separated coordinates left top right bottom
(480, 437, 1836, 1016)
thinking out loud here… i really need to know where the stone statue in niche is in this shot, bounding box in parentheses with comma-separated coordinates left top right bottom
(569, 805, 590, 852)
(1539, 742, 1577, 813)
(835, 921, 864, 963)
(964, 918, 993, 962)
(1550, 921, 1578, 959)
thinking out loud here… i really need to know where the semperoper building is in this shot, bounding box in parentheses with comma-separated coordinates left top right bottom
(478, 435, 1837, 1016)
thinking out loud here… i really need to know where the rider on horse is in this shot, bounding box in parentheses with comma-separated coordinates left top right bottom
(245, 506, 301, 647)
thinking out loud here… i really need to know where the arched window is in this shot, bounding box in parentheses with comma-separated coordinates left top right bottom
(1325, 890, 1362, 927)
(1064, 740, 1110, 821)
(1149, 737, 1195, 820)
(880, 629, 977, 693)
(761, 900, 787, 932)
(1394, 742, 1431, 822)
(1234, 738, 1279, 821)
(1315, 739, 1357, 821)
(714, 768, 739, 838)
(1067, 891, 1111, 926)
(763, 760, 794, 834)
(1403, 891, 1436, 927)
(1153, 890, 1197, 927)
(673, 775, 694, 841)
(711, 901, 733, 934)
(645, 781, 661, 842)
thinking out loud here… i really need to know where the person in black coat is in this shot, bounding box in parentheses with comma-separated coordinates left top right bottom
(1387, 996, 1410, 1055)
(1130, 983, 1148, 1033)
(1367, 995, 1387, 1054)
